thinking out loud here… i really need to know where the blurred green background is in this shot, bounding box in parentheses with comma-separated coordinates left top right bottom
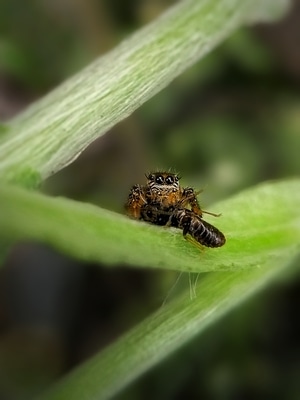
(0, 0, 300, 399)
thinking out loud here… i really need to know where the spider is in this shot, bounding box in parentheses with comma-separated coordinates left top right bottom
(125, 171, 225, 248)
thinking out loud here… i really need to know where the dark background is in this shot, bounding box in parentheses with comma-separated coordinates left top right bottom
(0, 0, 300, 399)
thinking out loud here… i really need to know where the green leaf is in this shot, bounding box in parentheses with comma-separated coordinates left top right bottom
(0, 0, 290, 185)
(39, 247, 298, 400)
(0, 180, 299, 272)
(0, 123, 8, 135)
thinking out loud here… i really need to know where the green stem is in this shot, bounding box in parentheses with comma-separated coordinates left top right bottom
(0, 0, 289, 185)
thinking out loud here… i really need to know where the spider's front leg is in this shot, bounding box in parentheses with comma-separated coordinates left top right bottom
(181, 187, 203, 217)
(181, 187, 221, 218)
(125, 184, 147, 219)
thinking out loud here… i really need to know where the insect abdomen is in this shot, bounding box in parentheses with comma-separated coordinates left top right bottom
(176, 210, 225, 248)
(190, 218, 225, 248)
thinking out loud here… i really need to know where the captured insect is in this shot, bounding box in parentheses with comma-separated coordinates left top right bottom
(125, 171, 225, 248)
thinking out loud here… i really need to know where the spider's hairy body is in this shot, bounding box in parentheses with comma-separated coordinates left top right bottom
(125, 171, 225, 248)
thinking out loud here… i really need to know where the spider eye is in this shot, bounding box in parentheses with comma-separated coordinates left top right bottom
(165, 175, 174, 184)
(155, 175, 164, 184)
(148, 174, 155, 181)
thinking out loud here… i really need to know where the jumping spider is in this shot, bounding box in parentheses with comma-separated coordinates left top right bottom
(125, 171, 226, 248)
